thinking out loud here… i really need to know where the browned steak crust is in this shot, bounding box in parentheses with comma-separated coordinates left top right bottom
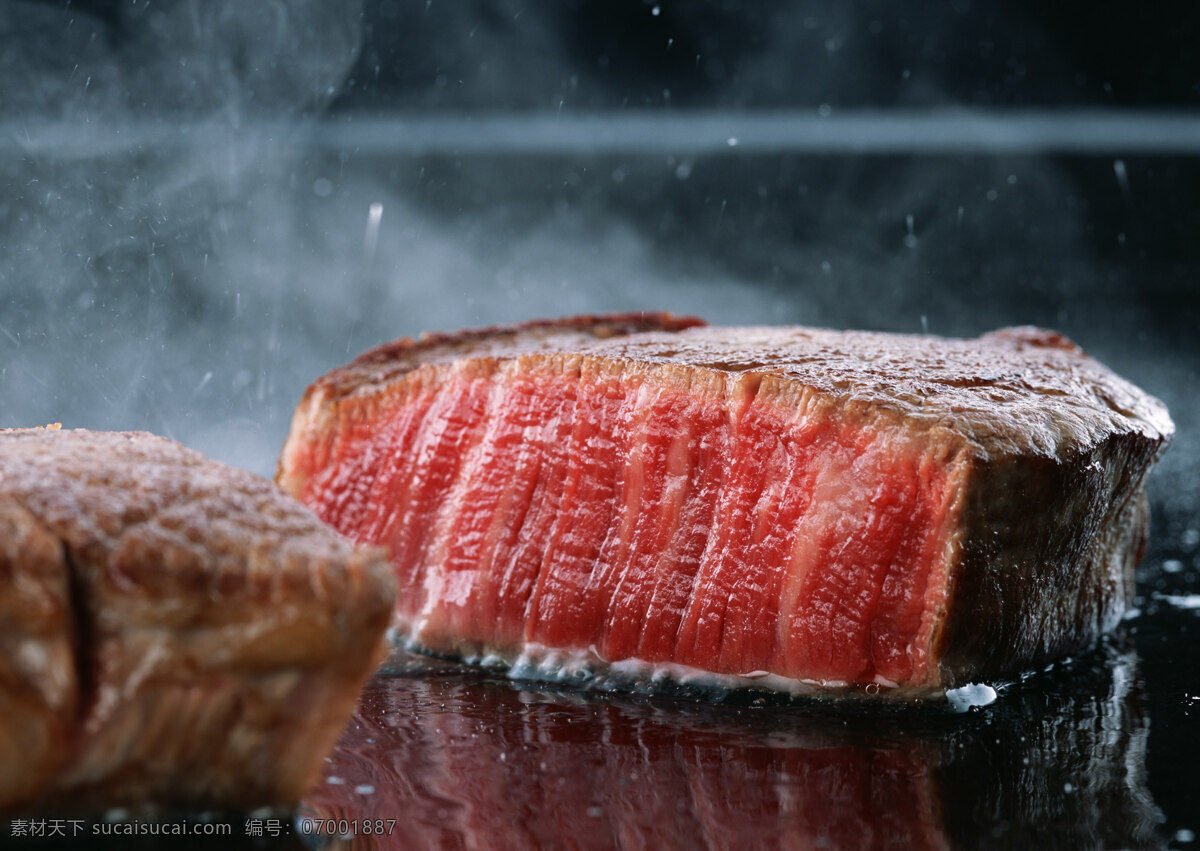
(0, 428, 396, 812)
(280, 315, 1172, 692)
(294, 310, 705, 403)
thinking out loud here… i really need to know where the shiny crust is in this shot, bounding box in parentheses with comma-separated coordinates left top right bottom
(302, 319, 1170, 458)
(279, 314, 1173, 690)
(308, 311, 705, 400)
(0, 428, 396, 812)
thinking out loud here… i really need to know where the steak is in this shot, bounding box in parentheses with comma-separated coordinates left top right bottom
(277, 314, 1173, 697)
(0, 427, 396, 812)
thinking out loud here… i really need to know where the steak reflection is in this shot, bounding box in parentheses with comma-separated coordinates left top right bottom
(299, 641, 1161, 850)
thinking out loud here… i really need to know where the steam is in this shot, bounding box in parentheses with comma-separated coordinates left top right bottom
(0, 0, 786, 477)
(1, 0, 365, 468)
(0, 1, 1193, 551)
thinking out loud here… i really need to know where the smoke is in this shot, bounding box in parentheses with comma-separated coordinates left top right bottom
(1, 0, 365, 467)
(0, 0, 782, 478)
(0, 1, 1193, 551)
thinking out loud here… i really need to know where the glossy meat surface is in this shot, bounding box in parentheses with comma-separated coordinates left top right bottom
(279, 314, 1172, 694)
(0, 428, 396, 812)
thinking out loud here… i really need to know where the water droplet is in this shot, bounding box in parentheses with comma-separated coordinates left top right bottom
(726, 136, 739, 147)
(1113, 158, 1131, 198)
(1158, 593, 1200, 610)
(355, 784, 375, 795)
(946, 683, 997, 712)
(817, 103, 832, 117)
(312, 177, 333, 197)
(1175, 829, 1195, 844)
(1164, 559, 1184, 574)
(651, 4, 660, 15)
(326, 776, 345, 785)
(363, 202, 384, 263)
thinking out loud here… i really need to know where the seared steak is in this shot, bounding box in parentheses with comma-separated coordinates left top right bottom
(278, 314, 1172, 696)
(0, 427, 395, 812)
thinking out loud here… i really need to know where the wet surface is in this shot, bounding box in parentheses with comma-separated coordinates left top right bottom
(288, 547, 1199, 851)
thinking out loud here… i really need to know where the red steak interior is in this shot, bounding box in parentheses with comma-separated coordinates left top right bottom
(287, 355, 956, 690)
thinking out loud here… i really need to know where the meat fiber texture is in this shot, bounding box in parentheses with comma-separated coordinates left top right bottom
(0, 427, 395, 813)
(277, 314, 1173, 699)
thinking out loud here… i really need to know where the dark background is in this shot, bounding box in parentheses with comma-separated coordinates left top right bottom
(343, 0, 1200, 109)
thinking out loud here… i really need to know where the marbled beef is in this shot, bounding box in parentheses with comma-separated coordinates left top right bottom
(278, 314, 1172, 697)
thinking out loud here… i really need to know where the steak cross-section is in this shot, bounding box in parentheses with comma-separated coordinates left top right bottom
(0, 427, 396, 812)
(277, 314, 1172, 696)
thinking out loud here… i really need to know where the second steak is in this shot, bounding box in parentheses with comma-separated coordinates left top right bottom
(1, 427, 395, 812)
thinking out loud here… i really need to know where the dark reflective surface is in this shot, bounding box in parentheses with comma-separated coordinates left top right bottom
(298, 552, 1199, 851)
